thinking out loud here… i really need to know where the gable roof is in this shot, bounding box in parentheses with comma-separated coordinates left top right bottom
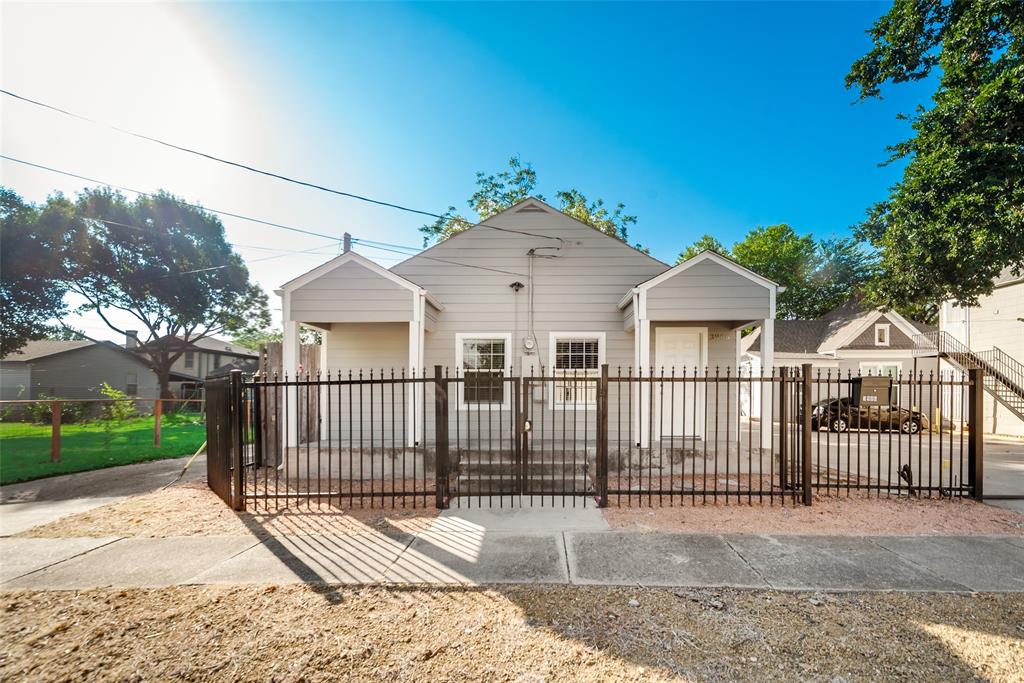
(392, 196, 669, 272)
(745, 298, 926, 355)
(141, 335, 258, 358)
(1, 340, 95, 362)
(634, 250, 781, 292)
(278, 250, 444, 310)
(1, 339, 156, 366)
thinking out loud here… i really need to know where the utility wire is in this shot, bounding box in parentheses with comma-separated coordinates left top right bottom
(1, 154, 342, 242)
(1, 89, 564, 244)
(3, 154, 530, 277)
(351, 239, 528, 277)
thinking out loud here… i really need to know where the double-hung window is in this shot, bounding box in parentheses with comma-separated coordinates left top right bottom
(457, 334, 510, 407)
(549, 333, 604, 407)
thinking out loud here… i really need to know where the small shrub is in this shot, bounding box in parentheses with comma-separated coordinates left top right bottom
(99, 383, 138, 450)
(24, 395, 88, 424)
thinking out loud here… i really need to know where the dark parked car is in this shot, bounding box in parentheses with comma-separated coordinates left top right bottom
(809, 397, 929, 434)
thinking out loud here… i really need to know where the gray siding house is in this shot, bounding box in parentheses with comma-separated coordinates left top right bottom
(276, 197, 781, 447)
(0, 340, 160, 401)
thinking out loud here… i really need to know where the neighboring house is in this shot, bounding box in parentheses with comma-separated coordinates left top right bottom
(741, 298, 937, 377)
(276, 196, 782, 447)
(0, 339, 160, 401)
(140, 335, 258, 398)
(740, 299, 939, 419)
(934, 269, 1024, 437)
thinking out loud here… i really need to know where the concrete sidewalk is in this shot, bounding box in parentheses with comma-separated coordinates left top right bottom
(3, 528, 1022, 592)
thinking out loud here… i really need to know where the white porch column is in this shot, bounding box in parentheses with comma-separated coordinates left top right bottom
(407, 292, 426, 446)
(283, 319, 301, 448)
(637, 317, 651, 448)
(759, 317, 774, 448)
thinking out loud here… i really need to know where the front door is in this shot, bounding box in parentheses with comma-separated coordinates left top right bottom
(654, 327, 704, 439)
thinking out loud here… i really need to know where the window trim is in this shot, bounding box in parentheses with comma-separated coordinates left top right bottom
(548, 331, 606, 411)
(184, 350, 195, 369)
(455, 332, 512, 411)
(859, 361, 902, 377)
(874, 323, 891, 347)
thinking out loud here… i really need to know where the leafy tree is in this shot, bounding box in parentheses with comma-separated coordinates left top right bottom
(62, 188, 270, 398)
(0, 188, 70, 356)
(847, 0, 1024, 309)
(421, 156, 645, 249)
(231, 326, 321, 351)
(676, 234, 728, 263)
(731, 224, 819, 319)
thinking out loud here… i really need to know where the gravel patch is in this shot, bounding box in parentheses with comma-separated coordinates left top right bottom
(1, 585, 1021, 681)
(604, 493, 1024, 536)
(18, 481, 438, 539)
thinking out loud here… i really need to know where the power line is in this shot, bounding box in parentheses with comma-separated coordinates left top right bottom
(0, 154, 343, 242)
(2, 154, 530, 277)
(351, 239, 527, 277)
(1, 88, 563, 244)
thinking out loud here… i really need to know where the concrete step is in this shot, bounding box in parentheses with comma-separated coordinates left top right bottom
(455, 474, 593, 495)
(457, 460, 586, 477)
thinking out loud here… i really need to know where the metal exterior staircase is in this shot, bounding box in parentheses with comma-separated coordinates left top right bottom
(914, 331, 1024, 421)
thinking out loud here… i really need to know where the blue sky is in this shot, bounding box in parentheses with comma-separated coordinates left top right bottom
(200, 1, 930, 253)
(2, 2, 933, 336)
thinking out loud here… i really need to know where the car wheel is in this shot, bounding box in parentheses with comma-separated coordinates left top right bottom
(901, 419, 920, 434)
(830, 417, 848, 433)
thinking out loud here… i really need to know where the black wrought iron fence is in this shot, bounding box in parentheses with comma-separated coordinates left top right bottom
(207, 363, 986, 511)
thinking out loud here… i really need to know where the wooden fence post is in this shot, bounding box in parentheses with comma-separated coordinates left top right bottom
(968, 367, 984, 501)
(50, 400, 61, 462)
(153, 399, 162, 447)
(433, 365, 449, 509)
(801, 363, 813, 506)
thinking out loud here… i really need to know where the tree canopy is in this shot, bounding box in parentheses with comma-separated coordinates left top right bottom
(678, 226, 874, 320)
(63, 188, 270, 395)
(421, 156, 644, 250)
(847, 0, 1024, 309)
(0, 188, 71, 356)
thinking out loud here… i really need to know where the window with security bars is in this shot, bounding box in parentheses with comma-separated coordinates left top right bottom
(462, 338, 506, 404)
(553, 338, 599, 405)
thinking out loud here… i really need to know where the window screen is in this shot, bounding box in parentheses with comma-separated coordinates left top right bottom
(462, 338, 506, 404)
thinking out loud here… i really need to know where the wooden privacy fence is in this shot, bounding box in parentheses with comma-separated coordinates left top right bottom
(0, 397, 204, 462)
(206, 364, 986, 511)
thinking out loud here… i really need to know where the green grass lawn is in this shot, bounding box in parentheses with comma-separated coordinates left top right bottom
(0, 415, 206, 485)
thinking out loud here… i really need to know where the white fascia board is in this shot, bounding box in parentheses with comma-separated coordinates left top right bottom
(617, 288, 638, 310)
(635, 251, 782, 294)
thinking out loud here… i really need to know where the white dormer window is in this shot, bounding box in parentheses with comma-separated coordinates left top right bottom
(874, 324, 890, 346)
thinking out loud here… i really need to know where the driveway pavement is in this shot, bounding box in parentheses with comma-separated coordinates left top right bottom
(0, 454, 206, 536)
(2, 529, 1022, 592)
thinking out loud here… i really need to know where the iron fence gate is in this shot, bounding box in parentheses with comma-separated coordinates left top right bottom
(207, 364, 986, 511)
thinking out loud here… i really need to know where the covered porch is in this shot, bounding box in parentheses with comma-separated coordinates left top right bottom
(618, 251, 779, 447)
(276, 249, 443, 447)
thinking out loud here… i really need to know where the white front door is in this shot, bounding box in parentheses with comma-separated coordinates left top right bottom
(654, 327, 705, 438)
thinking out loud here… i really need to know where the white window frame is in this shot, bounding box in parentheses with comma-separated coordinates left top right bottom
(859, 361, 902, 377)
(548, 332, 606, 410)
(874, 323, 891, 347)
(184, 350, 195, 369)
(455, 332, 512, 411)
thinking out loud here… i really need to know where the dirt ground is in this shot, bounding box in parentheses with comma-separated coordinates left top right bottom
(18, 481, 439, 539)
(19, 479, 1024, 539)
(604, 492, 1024, 536)
(1, 585, 1022, 682)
